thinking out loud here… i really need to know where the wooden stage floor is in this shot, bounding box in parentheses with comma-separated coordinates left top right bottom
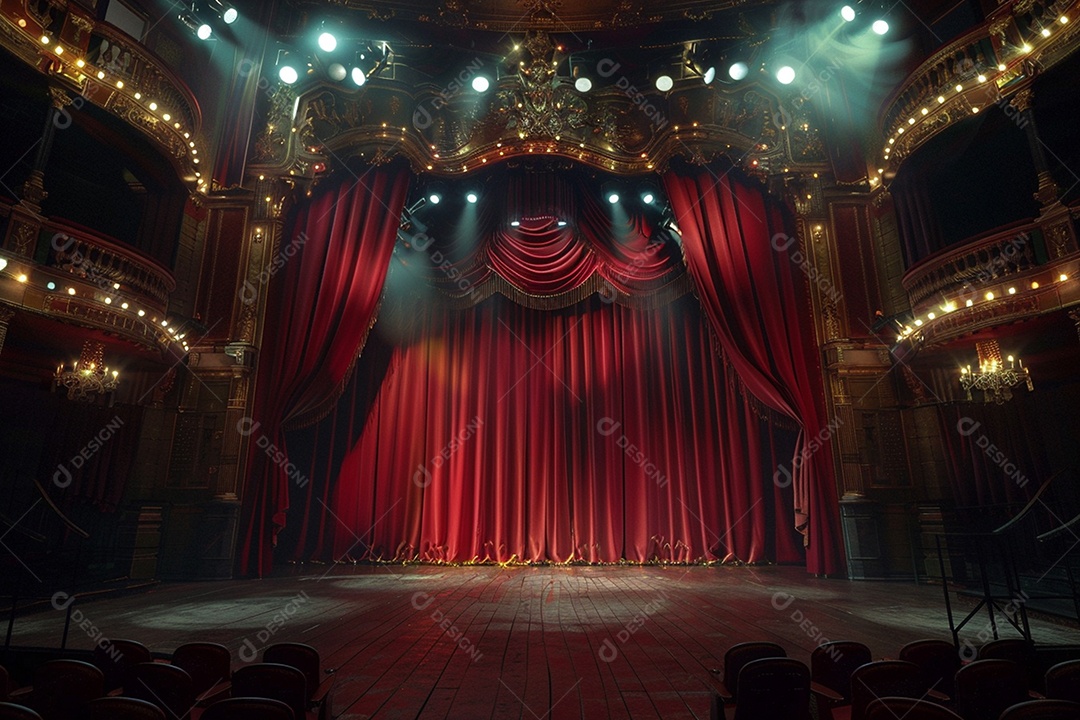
(9, 565, 1080, 719)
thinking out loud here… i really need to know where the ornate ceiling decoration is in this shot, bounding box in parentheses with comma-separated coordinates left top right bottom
(308, 0, 771, 32)
(249, 30, 827, 183)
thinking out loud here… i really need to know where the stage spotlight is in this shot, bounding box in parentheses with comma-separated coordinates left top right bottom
(642, 192, 655, 205)
(472, 76, 491, 93)
(206, 0, 238, 23)
(655, 75, 673, 92)
(702, 66, 716, 84)
(426, 182, 446, 205)
(776, 65, 796, 84)
(318, 31, 337, 52)
(872, 19, 889, 35)
(279, 65, 299, 84)
(607, 191, 620, 204)
(728, 62, 749, 81)
(351, 66, 366, 86)
(278, 53, 300, 84)
(575, 77, 593, 92)
(328, 62, 347, 82)
(466, 191, 479, 204)
(841, 5, 856, 21)
(178, 11, 212, 40)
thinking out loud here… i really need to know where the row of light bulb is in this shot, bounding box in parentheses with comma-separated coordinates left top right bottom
(37, 34, 208, 193)
(0, 259, 190, 352)
(884, 15, 1069, 161)
(897, 272, 1071, 341)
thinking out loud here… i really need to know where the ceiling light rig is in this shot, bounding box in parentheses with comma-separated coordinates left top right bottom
(176, 1, 238, 40)
(276, 37, 392, 88)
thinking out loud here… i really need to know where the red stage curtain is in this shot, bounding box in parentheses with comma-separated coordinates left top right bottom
(662, 162, 844, 575)
(937, 401, 1054, 509)
(282, 293, 804, 565)
(238, 162, 410, 576)
(398, 171, 689, 307)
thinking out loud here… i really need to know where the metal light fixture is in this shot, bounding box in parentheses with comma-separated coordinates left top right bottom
(55, 340, 119, 402)
(959, 339, 1032, 404)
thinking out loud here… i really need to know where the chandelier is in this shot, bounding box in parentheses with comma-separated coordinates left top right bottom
(55, 340, 119, 401)
(959, 339, 1032, 404)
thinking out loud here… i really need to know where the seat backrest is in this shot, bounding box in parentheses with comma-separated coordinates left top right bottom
(722, 642, 786, 701)
(231, 663, 307, 719)
(0, 703, 43, 720)
(28, 659, 104, 719)
(171, 642, 232, 696)
(125, 662, 195, 720)
(898, 639, 961, 696)
(998, 699, 1080, 719)
(980, 639, 1040, 688)
(865, 697, 964, 720)
(850, 660, 927, 720)
(0, 665, 9, 700)
(85, 697, 167, 720)
(263, 643, 319, 701)
(955, 659, 1030, 720)
(202, 697, 295, 720)
(732, 657, 811, 720)
(1044, 659, 1080, 704)
(811, 641, 872, 701)
(93, 639, 153, 691)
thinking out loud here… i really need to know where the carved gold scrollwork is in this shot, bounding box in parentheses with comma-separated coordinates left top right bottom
(48, 86, 73, 109)
(1010, 88, 1034, 112)
(1069, 308, 1080, 343)
(1044, 221, 1073, 258)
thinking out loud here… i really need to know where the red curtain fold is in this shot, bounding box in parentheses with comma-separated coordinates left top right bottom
(937, 401, 1053, 510)
(238, 162, 410, 577)
(398, 171, 685, 304)
(662, 163, 845, 575)
(302, 293, 803, 565)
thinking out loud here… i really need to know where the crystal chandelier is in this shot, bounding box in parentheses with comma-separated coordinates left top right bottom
(55, 340, 119, 401)
(959, 339, 1032, 404)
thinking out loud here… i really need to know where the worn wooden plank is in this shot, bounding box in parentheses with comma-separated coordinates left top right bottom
(10, 565, 1080, 719)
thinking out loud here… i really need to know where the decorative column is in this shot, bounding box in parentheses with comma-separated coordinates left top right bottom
(0, 305, 16, 357)
(1011, 89, 1078, 258)
(4, 88, 72, 256)
(1069, 308, 1080, 344)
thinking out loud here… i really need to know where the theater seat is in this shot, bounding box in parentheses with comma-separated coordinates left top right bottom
(201, 698, 295, 720)
(864, 697, 962, 720)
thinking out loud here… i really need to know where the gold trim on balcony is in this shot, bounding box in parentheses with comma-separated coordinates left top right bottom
(0, 0, 207, 193)
(879, 0, 1080, 169)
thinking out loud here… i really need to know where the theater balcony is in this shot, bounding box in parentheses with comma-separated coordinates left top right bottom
(881, 0, 1080, 349)
(0, 0, 204, 189)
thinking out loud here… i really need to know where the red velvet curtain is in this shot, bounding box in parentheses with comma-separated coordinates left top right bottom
(279, 293, 804, 565)
(238, 163, 410, 576)
(662, 162, 844, 575)
(937, 401, 1054, 509)
(398, 171, 689, 307)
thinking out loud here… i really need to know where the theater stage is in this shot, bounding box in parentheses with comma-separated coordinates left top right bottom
(9, 565, 1080, 719)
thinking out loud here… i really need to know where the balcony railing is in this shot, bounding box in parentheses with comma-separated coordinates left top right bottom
(40, 218, 175, 313)
(1, 200, 175, 320)
(902, 220, 1047, 308)
(0, 0, 205, 189)
(879, 0, 1080, 167)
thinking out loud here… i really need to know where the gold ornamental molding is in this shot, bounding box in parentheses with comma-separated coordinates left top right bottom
(0, 0, 207, 192)
(879, 0, 1080, 170)
(895, 254, 1080, 350)
(248, 31, 828, 182)
(308, 0, 758, 32)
